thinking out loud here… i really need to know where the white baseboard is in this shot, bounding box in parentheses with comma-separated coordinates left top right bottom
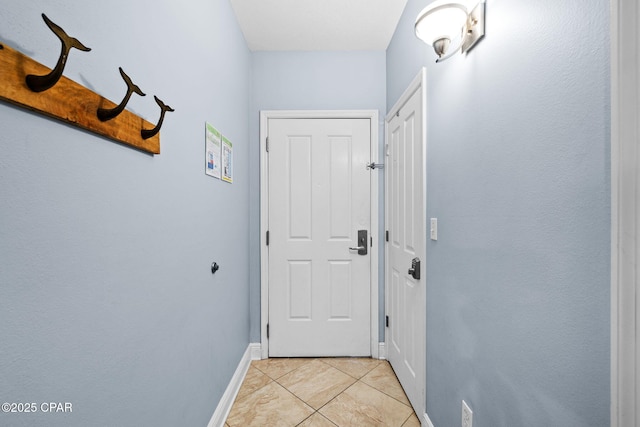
(249, 342, 262, 360)
(423, 411, 435, 427)
(378, 342, 386, 359)
(207, 344, 260, 427)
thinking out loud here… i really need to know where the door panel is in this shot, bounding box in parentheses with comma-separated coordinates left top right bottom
(386, 85, 426, 415)
(329, 137, 352, 239)
(289, 260, 311, 319)
(288, 137, 312, 239)
(329, 261, 352, 319)
(268, 118, 371, 357)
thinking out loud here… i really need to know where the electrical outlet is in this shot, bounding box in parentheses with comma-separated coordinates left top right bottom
(462, 400, 473, 427)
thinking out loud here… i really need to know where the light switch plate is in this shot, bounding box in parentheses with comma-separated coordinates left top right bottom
(430, 218, 438, 240)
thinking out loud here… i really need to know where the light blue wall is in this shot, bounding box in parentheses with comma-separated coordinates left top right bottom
(1, 1, 612, 425)
(249, 51, 387, 342)
(0, 1, 251, 426)
(387, 1, 610, 426)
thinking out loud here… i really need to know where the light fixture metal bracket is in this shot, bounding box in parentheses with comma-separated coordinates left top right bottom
(461, 1, 485, 54)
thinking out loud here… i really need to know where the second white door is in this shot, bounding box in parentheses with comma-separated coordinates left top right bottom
(386, 77, 426, 417)
(268, 117, 371, 357)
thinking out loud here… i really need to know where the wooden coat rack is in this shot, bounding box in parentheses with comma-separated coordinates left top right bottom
(0, 14, 174, 155)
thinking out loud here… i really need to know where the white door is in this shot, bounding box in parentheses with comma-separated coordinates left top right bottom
(386, 77, 426, 416)
(267, 118, 371, 357)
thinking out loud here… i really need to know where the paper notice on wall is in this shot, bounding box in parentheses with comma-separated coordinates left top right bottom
(222, 135, 233, 183)
(205, 123, 222, 179)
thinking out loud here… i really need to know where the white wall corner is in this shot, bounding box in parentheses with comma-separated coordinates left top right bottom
(207, 345, 253, 427)
(378, 342, 386, 359)
(611, 0, 640, 426)
(423, 411, 435, 427)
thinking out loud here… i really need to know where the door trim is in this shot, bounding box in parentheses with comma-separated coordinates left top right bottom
(611, 0, 639, 424)
(384, 68, 427, 422)
(260, 110, 380, 360)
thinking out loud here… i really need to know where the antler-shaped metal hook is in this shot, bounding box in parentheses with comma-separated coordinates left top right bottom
(97, 67, 145, 121)
(25, 13, 91, 93)
(141, 96, 174, 140)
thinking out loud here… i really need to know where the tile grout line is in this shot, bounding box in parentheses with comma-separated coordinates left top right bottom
(314, 380, 415, 427)
(354, 378, 415, 411)
(286, 367, 363, 424)
(400, 410, 415, 427)
(253, 358, 319, 381)
(294, 411, 339, 427)
(317, 357, 383, 380)
(360, 377, 413, 408)
(272, 376, 316, 414)
(231, 364, 275, 405)
(359, 363, 415, 409)
(234, 374, 317, 426)
(274, 363, 357, 417)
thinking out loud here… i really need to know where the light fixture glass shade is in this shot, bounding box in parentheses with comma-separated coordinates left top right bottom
(415, 2, 468, 48)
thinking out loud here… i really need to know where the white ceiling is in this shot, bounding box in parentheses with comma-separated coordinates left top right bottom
(229, 0, 409, 51)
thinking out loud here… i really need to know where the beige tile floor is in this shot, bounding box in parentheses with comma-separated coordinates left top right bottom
(225, 357, 420, 427)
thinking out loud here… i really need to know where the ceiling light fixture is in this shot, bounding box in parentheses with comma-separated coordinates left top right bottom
(415, 0, 485, 63)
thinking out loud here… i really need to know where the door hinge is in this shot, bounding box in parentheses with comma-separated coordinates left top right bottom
(386, 315, 389, 327)
(266, 137, 269, 152)
(386, 230, 389, 242)
(266, 230, 269, 246)
(266, 323, 269, 339)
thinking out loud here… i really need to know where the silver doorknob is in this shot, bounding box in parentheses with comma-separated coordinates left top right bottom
(349, 246, 365, 251)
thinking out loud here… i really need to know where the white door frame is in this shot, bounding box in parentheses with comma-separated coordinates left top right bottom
(611, 0, 639, 425)
(384, 68, 428, 423)
(260, 110, 380, 360)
